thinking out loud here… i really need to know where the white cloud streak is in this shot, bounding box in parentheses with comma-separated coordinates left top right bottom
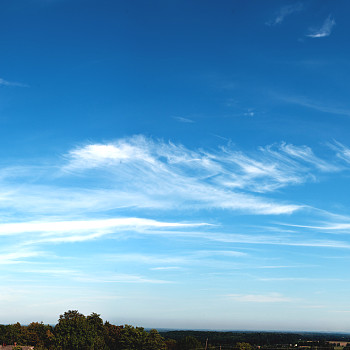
(0, 78, 28, 87)
(329, 141, 350, 164)
(0, 136, 345, 222)
(276, 94, 350, 118)
(173, 116, 194, 123)
(0, 217, 206, 236)
(226, 293, 294, 303)
(276, 143, 338, 172)
(307, 15, 335, 38)
(286, 222, 350, 232)
(266, 3, 303, 26)
(133, 228, 350, 250)
(102, 250, 247, 267)
(0, 217, 208, 245)
(62, 136, 332, 215)
(258, 277, 347, 282)
(199, 231, 350, 249)
(75, 273, 172, 284)
(0, 250, 39, 264)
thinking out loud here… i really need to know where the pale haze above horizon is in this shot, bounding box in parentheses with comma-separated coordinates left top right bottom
(1, 0, 350, 332)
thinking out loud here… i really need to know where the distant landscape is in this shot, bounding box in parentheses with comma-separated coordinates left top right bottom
(1, 310, 350, 350)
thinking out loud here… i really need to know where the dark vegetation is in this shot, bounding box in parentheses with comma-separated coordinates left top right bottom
(1, 310, 350, 350)
(160, 331, 350, 348)
(0, 311, 167, 350)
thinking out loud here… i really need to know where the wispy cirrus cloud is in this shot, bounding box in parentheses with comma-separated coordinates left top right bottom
(102, 250, 247, 267)
(0, 135, 343, 221)
(307, 15, 335, 38)
(0, 217, 208, 245)
(279, 205, 350, 233)
(138, 226, 350, 250)
(226, 293, 294, 303)
(285, 222, 350, 232)
(276, 94, 350, 118)
(0, 78, 28, 87)
(173, 116, 194, 123)
(273, 143, 338, 172)
(329, 141, 350, 164)
(150, 266, 181, 271)
(63, 136, 342, 211)
(257, 277, 347, 282)
(199, 231, 350, 249)
(266, 3, 303, 26)
(0, 249, 40, 264)
(75, 273, 172, 284)
(257, 265, 314, 269)
(62, 136, 307, 214)
(0, 217, 205, 236)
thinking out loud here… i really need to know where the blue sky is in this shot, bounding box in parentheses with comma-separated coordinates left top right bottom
(1, 0, 350, 331)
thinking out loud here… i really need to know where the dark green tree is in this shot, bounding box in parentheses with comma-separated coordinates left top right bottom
(103, 322, 123, 350)
(87, 313, 107, 350)
(54, 310, 97, 350)
(26, 322, 55, 348)
(164, 339, 177, 350)
(235, 342, 253, 350)
(117, 324, 147, 350)
(5, 323, 24, 345)
(143, 329, 167, 350)
(175, 336, 202, 350)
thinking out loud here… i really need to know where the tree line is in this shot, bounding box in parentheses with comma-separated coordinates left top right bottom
(0, 310, 207, 350)
(159, 330, 350, 349)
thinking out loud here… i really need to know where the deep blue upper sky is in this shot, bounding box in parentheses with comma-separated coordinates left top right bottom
(1, 0, 350, 331)
(1, 0, 349, 154)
